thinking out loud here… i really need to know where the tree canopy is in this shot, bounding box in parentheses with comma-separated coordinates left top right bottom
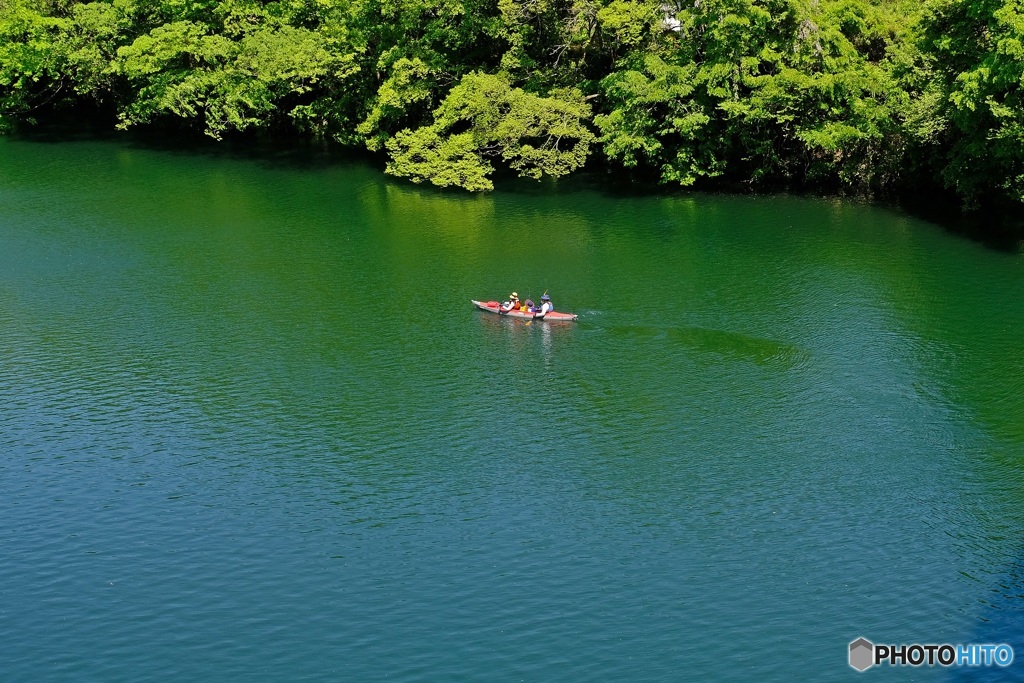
(0, 0, 1022, 207)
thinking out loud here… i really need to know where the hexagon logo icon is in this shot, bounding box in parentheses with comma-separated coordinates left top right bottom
(849, 637, 874, 672)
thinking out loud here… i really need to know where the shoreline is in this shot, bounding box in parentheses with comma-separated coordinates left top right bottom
(7, 120, 1023, 251)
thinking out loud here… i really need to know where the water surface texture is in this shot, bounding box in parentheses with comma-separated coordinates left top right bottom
(1, 137, 1023, 681)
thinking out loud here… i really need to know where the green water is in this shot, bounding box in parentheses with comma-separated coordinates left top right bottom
(1, 136, 1022, 681)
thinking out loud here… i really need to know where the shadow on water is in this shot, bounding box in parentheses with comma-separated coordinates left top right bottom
(472, 304, 807, 370)
(12, 120, 381, 174)
(14, 120, 1024, 252)
(471, 315, 807, 374)
(948, 549, 1024, 681)
(606, 323, 807, 369)
(885, 191, 1024, 255)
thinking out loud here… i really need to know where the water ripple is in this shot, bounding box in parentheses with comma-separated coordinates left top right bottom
(1, 138, 1022, 682)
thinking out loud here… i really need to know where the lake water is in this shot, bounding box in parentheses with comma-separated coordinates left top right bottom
(1, 136, 1022, 681)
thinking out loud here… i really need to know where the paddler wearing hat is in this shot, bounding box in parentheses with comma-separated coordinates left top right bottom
(533, 293, 553, 319)
(499, 291, 520, 314)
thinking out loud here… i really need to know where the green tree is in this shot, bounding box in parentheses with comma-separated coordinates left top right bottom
(113, 13, 357, 139)
(596, 0, 908, 193)
(0, 0, 1020, 204)
(914, 0, 1024, 204)
(596, 55, 721, 185)
(385, 71, 594, 189)
(0, 0, 66, 131)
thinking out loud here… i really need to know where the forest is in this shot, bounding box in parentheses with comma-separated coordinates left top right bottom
(1, 0, 1022, 206)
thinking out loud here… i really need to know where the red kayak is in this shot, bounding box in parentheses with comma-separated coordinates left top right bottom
(471, 299, 578, 321)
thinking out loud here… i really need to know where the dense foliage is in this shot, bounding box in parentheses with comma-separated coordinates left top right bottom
(1, 0, 1022, 205)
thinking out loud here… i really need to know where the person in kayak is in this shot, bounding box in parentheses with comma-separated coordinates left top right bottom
(499, 292, 520, 314)
(533, 294, 553, 319)
(523, 298, 535, 313)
